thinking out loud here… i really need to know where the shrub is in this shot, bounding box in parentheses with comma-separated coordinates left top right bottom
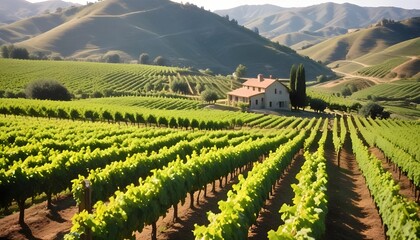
(359, 102, 389, 119)
(104, 54, 120, 63)
(25, 79, 71, 101)
(153, 56, 166, 66)
(170, 79, 189, 94)
(201, 90, 218, 103)
(139, 53, 149, 64)
(10, 47, 29, 59)
(309, 98, 327, 113)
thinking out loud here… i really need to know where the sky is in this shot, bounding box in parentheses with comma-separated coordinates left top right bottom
(26, 0, 420, 11)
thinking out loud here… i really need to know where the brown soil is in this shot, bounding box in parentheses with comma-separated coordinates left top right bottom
(325, 134, 386, 240)
(136, 172, 242, 240)
(0, 136, 390, 240)
(247, 151, 305, 239)
(391, 57, 420, 78)
(0, 196, 76, 240)
(369, 147, 417, 202)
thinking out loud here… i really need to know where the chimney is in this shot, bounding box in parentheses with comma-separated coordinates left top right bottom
(257, 74, 264, 82)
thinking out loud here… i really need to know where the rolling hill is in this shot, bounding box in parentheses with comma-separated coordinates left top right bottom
(213, 4, 283, 25)
(299, 18, 420, 64)
(215, 3, 420, 49)
(0, 0, 332, 79)
(0, 58, 243, 98)
(0, 0, 78, 25)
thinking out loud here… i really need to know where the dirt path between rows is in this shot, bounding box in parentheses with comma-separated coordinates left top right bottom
(325, 134, 385, 240)
(369, 147, 417, 202)
(137, 168, 247, 239)
(0, 196, 76, 240)
(248, 151, 305, 239)
(0, 135, 392, 240)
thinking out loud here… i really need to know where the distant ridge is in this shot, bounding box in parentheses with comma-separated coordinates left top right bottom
(0, 0, 79, 25)
(0, 0, 332, 79)
(299, 17, 420, 64)
(215, 3, 420, 49)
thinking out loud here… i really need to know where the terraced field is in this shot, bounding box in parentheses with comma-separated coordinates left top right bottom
(351, 79, 420, 103)
(357, 57, 409, 78)
(0, 59, 242, 98)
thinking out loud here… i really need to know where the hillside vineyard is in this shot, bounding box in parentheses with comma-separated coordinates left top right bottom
(0, 109, 418, 239)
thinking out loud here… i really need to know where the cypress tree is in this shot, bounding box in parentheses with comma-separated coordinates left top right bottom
(289, 65, 297, 109)
(296, 64, 307, 109)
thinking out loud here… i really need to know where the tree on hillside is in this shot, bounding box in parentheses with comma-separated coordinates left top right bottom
(253, 27, 259, 35)
(201, 90, 218, 103)
(235, 64, 247, 78)
(153, 56, 166, 66)
(25, 79, 71, 101)
(170, 79, 189, 94)
(139, 53, 149, 64)
(144, 82, 153, 92)
(295, 64, 306, 109)
(105, 54, 120, 63)
(9, 46, 29, 59)
(309, 98, 327, 113)
(316, 75, 327, 83)
(340, 85, 352, 97)
(289, 64, 297, 109)
(359, 102, 390, 119)
(195, 83, 205, 94)
(289, 64, 307, 110)
(1, 45, 9, 58)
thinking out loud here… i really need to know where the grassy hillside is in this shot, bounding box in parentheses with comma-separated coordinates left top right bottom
(299, 18, 420, 64)
(328, 38, 420, 79)
(272, 27, 347, 50)
(0, 0, 332, 79)
(312, 78, 375, 94)
(0, 58, 242, 98)
(0, 0, 78, 25)
(354, 37, 420, 65)
(216, 3, 420, 48)
(214, 4, 283, 25)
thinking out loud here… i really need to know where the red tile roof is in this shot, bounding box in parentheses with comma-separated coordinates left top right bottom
(227, 88, 264, 98)
(242, 78, 276, 89)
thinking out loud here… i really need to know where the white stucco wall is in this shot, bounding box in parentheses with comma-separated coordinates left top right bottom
(263, 82, 290, 110)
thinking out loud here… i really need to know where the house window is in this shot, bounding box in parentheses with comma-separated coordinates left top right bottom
(261, 98, 264, 103)
(279, 90, 282, 94)
(235, 96, 238, 101)
(247, 86, 250, 89)
(253, 87, 255, 91)
(279, 101, 284, 108)
(258, 88, 261, 92)
(274, 89, 277, 94)
(269, 101, 272, 107)
(255, 99, 258, 105)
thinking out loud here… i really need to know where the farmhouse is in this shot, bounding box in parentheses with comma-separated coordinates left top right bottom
(227, 74, 290, 110)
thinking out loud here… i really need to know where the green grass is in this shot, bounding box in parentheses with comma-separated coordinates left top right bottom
(329, 61, 366, 74)
(0, 59, 242, 98)
(311, 78, 375, 94)
(351, 79, 420, 103)
(356, 37, 420, 65)
(357, 57, 409, 78)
